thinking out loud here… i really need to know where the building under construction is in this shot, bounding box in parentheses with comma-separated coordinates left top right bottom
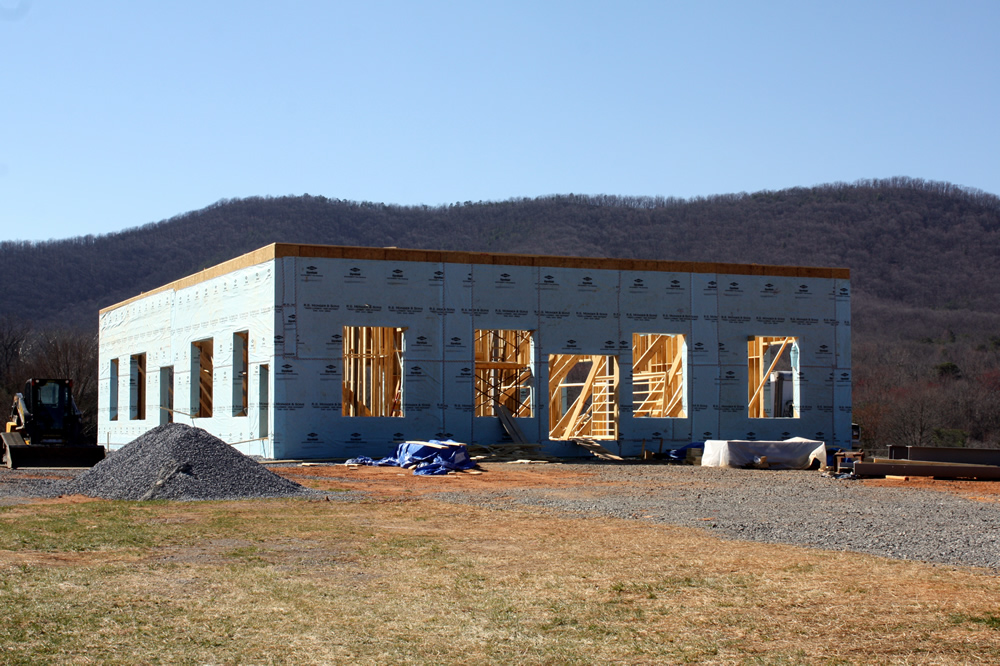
(97, 243, 851, 459)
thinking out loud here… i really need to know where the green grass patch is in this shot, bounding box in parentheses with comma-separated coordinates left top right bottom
(951, 612, 1000, 629)
(0, 503, 158, 552)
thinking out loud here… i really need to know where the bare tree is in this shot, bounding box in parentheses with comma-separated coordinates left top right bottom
(0, 315, 31, 417)
(18, 329, 100, 441)
(0, 315, 29, 383)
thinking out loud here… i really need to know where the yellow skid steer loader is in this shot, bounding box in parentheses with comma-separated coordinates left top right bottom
(2, 378, 106, 469)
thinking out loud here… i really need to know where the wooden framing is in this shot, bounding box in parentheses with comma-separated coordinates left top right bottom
(109, 358, 119, 421)
(548, 354, 619, 440)
(747, 336, 797, 419)
(631, 334, 686, 418)
(233, 331, 249, 417)
(342, 326, 404, 417)
(474, 329, 533, 417)
(192, 339, 213, 418)
(159, 366, 174, 425)
(130, 353, 146, 420)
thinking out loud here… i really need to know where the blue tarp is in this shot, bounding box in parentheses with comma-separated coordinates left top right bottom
(665, 442, 705, 462)
(346, 440, 476, 476)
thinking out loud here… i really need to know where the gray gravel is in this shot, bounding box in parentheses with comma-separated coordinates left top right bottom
(63, 423, 312, 501)
(435, 463, 1000, 571)
(0, 470, 75, 506)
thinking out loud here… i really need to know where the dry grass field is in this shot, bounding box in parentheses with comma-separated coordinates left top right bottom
(1, 464, 999, 664)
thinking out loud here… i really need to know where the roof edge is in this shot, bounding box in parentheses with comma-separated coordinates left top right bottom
(271, 243, 849, 278)
(100, 242, 849, 314)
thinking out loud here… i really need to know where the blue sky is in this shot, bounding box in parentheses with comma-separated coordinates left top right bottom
(2, 0, 998, 242)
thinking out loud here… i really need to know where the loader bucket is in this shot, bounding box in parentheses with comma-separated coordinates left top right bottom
(2, 433, 106, 469)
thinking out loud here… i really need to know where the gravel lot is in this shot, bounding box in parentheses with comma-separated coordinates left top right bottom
(2, 459, 998, 571)
(0, 469, 74, 506)
(435, 463, 1000, 571)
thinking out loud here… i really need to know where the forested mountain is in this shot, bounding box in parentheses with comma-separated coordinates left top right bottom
(3, 176, 1000, 449)
(3, 176, 1000, 340)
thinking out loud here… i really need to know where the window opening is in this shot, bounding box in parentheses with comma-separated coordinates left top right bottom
(109, 358, 119, 421)
(130, 353, 146, 420)
(342, 326, 404, 417)
(547, 354, 619, 440)
(159, 366, 174, 425)
(233, 331, 249, 417)
(192, 339, 214, 418)
(259, 364, 269, 439)
(474, 329, 533, 417)
(748, 336, 799, 418)
(632, 333, 686, 418)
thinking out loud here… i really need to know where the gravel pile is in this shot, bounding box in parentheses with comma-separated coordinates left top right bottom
(436, 463, 1000, 571)
(65, 423, 310, 501)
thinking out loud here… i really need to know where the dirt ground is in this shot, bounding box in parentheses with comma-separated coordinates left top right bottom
(8, 461, 1000, 504)
(279, 461, 607, 496)
(864, 475, 1000, 501)
(277, 460, 1000, 500)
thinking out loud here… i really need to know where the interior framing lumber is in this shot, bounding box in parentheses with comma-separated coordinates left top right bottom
(548, 354, 619, 440)
(192, 339, 213, 418)
(130, 352, 146, 420)
(342, 325, 405, 418)
(747, 335, 797, 419)
(474, 329, 533, 417)
(632, 333, 686, 418)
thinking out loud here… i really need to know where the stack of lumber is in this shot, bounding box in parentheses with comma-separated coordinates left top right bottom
(854, 445, 1000, 479)
(570, 438, 624, 461)
(466, 443, 559, 464)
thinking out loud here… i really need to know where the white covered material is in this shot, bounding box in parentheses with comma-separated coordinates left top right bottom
(701, 437, 826, 470)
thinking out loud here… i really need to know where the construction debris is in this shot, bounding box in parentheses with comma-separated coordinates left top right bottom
(465, 442, 561, 463)
(570, 438, 624, 461)
(495, 404, 529, 445)
(834, 450, 865, 473)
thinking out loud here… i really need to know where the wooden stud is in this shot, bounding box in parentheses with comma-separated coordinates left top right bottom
(548, 354, 618, 441)
(474, 329, 534, 418)
(342, 325, 403, 417)
(748, 336, 796, 419)
(632, 333, 686, 418)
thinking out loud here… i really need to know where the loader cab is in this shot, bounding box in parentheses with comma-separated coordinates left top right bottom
(3, 378, 102, 469)
(19, 378, 83, 444)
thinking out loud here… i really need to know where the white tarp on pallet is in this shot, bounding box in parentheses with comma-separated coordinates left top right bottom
(702, 437, 826, 470)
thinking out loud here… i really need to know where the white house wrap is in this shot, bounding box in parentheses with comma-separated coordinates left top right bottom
(98, 243, 851, 460)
